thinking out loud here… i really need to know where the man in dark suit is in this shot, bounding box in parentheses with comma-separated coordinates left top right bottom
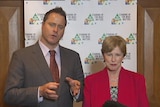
(4, 7, 84, 107)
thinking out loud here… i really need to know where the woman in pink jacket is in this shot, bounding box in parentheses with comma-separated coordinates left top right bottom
(83, 36, 149, 107)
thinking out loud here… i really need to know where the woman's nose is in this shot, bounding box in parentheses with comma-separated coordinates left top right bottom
(111, 56, 116, 62)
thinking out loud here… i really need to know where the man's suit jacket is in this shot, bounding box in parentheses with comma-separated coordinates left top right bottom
(4, 43, 84, 107)
(83, 67, 149, 107)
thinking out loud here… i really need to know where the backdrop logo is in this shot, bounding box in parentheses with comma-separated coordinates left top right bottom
(25, 33, 36, 41)
(124, 53, 131, 60)
(43, 0, 65, 5)
(71, 0, 91, 5)
(98, 33, 117, 44)
(29, 13, 44, 25)
(43, 0, 52, 5)
(71, 33, 90, 44)
(111, 13, 131, 25)
(85, 53, 103, 64)
(71, 0, 82, 5)
(67, 13, 77, 21)
(98, 0, 108, 5)
(126, 33, 137, 44)
(98, 0, 118, 5)
(84, 14, 103, 25)
(125, 0, 137, 5)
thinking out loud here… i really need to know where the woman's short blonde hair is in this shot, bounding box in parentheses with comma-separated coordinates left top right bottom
(101, 36, 126, 56)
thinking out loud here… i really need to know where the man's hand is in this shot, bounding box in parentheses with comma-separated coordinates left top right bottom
(65, 77, 80, 96)
(39, 82, 59, 100)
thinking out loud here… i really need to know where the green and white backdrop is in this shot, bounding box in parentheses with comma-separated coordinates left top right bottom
(24, 0, 137, 77)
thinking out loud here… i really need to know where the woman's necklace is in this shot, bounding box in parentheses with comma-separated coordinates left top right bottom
(109, 75, 119, 86)
(110, 77, 119, 87)
(108, 70, 120, 86)
(110, 77, 119, 82)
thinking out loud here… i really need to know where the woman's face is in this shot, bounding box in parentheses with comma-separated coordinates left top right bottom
(103, 46, 124, 72)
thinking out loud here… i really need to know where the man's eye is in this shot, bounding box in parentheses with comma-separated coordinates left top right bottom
(48, 23, 64, 30)
(49, 23, 56, 27)
(58, 25, 65, 30)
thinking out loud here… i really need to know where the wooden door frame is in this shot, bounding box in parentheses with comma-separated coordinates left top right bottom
(138, 0, 160, 106)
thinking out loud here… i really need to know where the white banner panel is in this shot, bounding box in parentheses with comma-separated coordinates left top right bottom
(24, 0, 137, 77)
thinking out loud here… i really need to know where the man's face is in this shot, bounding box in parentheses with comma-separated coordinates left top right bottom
(41, 12, 66, 49)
